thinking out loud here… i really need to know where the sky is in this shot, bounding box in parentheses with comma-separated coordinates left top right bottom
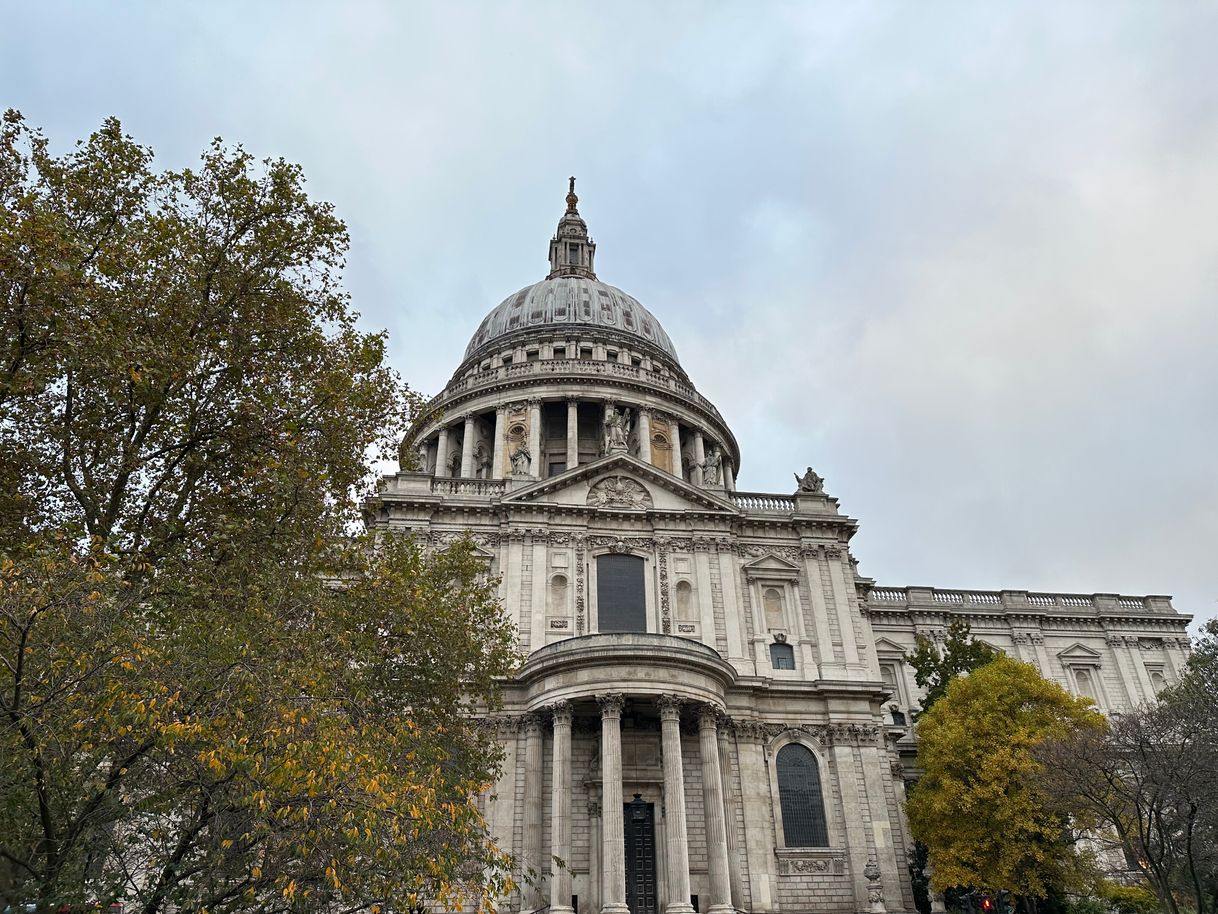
(5, 1, 1217, 633)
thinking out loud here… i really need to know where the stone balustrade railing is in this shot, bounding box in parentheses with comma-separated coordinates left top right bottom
(729, 492, 797, 512)
(430, 477, 506, 497)
(428, 357, 729, 427)
(867, 586, 1173, 615)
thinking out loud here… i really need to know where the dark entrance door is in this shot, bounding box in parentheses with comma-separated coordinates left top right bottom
(624, 794, 658, 914)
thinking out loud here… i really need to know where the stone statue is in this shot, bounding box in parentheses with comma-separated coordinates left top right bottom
(602, 403, 631, 455)
(414, 442, 430, 474)
(794, 466, 824, 493)
(703, 445, 722, 486)
(449, 452, 462, 478)
(510, 444, 531, 477)
(474, 444, 491, 479)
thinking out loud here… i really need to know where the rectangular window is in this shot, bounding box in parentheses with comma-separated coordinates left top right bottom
(548, 461, 567, 477)
(597, 554, 647, 632)
(770, 642, 796, 670)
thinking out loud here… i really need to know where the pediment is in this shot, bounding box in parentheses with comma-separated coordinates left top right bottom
(741, 553, 802, 581)
(501, 453, 736, 513)
(1057, 642, 1103, 662)
(874, 637, 909, 657)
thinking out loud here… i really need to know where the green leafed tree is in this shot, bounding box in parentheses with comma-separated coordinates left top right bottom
(0, 112, 519, 914)
(905, 656, 1106, 906)
(905, 618, 998, 718)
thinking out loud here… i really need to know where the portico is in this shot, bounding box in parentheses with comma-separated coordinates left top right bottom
(517, 635, 739, 914)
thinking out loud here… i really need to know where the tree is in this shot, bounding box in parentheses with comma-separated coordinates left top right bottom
(1039, 622, 1218, 914)
(0, 112, 519, 914)
(906, 656, 1106, 905)
(906, 618, 999, 718)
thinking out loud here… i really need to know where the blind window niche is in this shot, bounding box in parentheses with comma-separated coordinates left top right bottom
(596, 554, 647, 633)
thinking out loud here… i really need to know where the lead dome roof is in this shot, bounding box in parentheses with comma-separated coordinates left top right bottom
(462, 179, 680, 366)
(462, 276, 679, 363)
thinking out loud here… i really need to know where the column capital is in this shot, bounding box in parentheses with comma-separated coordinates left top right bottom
(522, 712, 545, 734)
(697, 703, 725, 732)
(657, 694, 684, 721)
(567, 395, 581, 404)
(549, 700, 574, 727)
(462, 412, 475, 423)
(597, 693, 625, 717)
(637, 404, 652, 416)
(527, 397, 542, 408)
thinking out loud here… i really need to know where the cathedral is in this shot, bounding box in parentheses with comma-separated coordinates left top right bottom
(368, 183, 1193, 914)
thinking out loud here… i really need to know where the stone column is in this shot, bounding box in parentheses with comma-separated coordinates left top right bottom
(599, 694, 629, 914)
(692, 431, 706, 486)
(492, 406, 507, 480)
(675, 423, 686, 480)
(460, 413, 477, 478)
(435, 423, 451, 478)
(658, 697, 695, 914)
(723, 457, 735, 491)
(550, 702, 575, 914)
(716, 728, 744, 908)
(638, 407, 652, 464)
(567, 398, 580, 470)
(523, 713, 546, 910)
(697, 707, 734, 914)
(528, 399, 542, 479)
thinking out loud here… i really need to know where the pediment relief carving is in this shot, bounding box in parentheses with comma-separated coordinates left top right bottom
(500, 453, 734, 513)
(587, 475, 653, 509)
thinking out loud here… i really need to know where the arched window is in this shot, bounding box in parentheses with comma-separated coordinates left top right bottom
(548, 574, 569, 615)
(770, 642, 796, 670)
(675, 580, 694, 621)
(763, 587, 785, 630)
(776, 744, 829, 847)
(597, 554, 646, 632)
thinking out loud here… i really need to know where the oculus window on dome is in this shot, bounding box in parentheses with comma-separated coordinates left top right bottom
(597, 554, 647, 633)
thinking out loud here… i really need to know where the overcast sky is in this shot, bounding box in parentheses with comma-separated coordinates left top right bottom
(6, 2, 1217, 632)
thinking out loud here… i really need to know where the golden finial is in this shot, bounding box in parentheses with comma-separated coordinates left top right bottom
(566, 175, 578, 212)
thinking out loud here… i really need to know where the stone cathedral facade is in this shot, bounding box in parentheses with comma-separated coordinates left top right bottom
(367, 184, 1192, 914)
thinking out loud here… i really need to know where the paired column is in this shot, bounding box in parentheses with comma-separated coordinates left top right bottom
(567, 398, 579, 470)
(435, 424, 451, 478)
(528, 399, 542, 479)
(550, 702, 575, 914)
(697, 707, 734, 914)
(599, 694, 630, 914)
(638, 408, 652, 464)
(692, 431, 706, 486)
(723, 457, 735, 491)
(658, 697, 696, 914)
(492, 406, 507, 479)
(460, 413, 477, 478)
(522, 713, 545, 910)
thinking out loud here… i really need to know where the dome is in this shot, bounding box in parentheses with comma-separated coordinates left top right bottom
(463, 276, 680, 364)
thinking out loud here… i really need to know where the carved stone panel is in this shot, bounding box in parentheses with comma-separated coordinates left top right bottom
(587, 475, 654, 509)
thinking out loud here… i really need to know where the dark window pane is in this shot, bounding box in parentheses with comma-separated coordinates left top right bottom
(548, 461, 567, 477)
(770, 643, 796, 670)
(776, 744, 829, 847)
(597, 554, 646, 632)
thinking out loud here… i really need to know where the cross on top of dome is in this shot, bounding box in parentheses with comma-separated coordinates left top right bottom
(548, 176, 597, 280)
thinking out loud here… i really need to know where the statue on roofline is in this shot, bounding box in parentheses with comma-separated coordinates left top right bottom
(794, 466, 824, 493)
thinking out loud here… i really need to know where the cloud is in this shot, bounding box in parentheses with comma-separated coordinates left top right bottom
(4, 0, 1215, 629)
